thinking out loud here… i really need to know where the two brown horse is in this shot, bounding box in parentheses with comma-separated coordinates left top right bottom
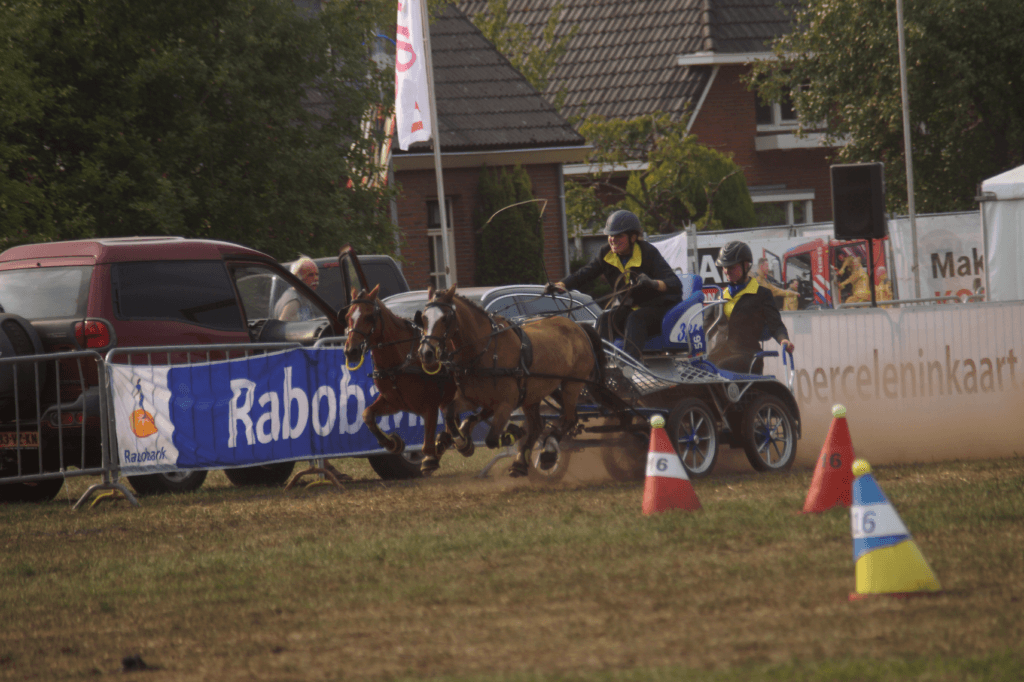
(417, 285, 605, 477)
(342, 285, 481, 475)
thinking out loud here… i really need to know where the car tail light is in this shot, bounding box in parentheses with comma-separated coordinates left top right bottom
(49, 411, 86, 427)
(75, 320, 112, 349)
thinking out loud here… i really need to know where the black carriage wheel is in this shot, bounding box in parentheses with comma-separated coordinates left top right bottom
(740, 394, 796, 473)
(667, 398, 719, 479)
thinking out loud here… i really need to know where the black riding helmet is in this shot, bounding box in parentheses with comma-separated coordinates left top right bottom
(716, 241, 753, 268)
(602, 210, 642, 236)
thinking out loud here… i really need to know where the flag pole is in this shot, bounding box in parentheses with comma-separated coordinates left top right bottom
(419, 4, 456, 287)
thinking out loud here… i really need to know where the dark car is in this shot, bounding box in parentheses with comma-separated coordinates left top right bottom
(0, 237, 345, 501)
(383, 285, 602, 326)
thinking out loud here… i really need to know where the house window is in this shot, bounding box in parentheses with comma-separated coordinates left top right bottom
(749, 186, 815, 227)
(427, 199, 454, 290)
(756, 91, 799, 130)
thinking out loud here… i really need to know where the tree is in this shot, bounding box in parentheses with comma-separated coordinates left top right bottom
(475, 166, 547, 286)
(567, 113, 756, 236)
(748, 0, 1024, 214)
(470, 0, 577, 109)
(0, 0, 398, 259)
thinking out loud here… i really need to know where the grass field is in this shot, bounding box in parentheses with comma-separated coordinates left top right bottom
(2, 449, 1022, 681)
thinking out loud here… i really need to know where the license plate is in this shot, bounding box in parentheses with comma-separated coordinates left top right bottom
(0, 431, 39, 449)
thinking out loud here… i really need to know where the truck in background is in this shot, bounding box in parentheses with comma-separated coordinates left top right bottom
(691, 231, 894, 310)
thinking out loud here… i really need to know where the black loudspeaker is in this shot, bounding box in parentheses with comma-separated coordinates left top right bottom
(831, 163, 887, 240)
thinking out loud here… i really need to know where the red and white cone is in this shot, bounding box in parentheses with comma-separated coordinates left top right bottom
(643, 415, 701, 514)
(803, 404, 856, 513)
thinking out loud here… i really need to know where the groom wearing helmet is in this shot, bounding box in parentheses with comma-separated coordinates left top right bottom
(548, 210, 682, 361)
(709, 241, 795, 374)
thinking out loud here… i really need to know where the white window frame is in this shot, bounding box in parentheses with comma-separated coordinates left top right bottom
(427, 198, 454, 290)
(749, 189, 815, 226)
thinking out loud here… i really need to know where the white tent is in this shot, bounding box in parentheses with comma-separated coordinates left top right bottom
(981, 164, 1024, 302)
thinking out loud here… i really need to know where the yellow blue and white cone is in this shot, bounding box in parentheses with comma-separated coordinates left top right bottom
(849, 459, 941, 600)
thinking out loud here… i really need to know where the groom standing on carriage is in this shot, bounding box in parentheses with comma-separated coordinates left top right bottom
(547, 210, 682, 363)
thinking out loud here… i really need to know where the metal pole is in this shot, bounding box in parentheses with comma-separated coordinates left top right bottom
(420, 4, 456, 287)
(896, 0, 920, 298)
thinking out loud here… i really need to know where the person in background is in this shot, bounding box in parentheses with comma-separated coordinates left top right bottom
(547, 210, 681, 361)
(875, 265, 893, 303)
(708, 241, 795, 374)
(275, 256, 320, 321)
(837, 255, 871, 304)
(783, 279, 801, 311)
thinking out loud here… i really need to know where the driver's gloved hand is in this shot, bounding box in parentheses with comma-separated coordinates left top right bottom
(544, 283, 565, 295)
(633, 273, 656, 290)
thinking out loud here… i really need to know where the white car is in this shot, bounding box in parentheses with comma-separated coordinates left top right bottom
(382, 284, 602, 326)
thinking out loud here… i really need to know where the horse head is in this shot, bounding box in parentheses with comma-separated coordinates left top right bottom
(344, 284, 381, 368)
(417, 285, 459, 372)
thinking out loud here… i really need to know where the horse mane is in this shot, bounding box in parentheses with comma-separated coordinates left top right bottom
(453, 293, 509, 326)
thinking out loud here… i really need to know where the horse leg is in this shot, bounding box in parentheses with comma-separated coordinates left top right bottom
(418, 404, 441, 477)
(542, 380, 585, 458)
(509, 404, 543, 478)
(362, 396, 407, 456)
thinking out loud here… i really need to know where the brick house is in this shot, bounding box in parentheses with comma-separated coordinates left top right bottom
(457, 0, 838, 230)
(391, 5, 587, 290)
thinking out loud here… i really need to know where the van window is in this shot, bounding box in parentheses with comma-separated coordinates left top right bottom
(111, 261, 245, 331)
(0, 266, 92, 320)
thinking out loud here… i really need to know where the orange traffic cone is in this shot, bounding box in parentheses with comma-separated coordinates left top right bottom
(803, 404, 856, 513)
(642, 415, 701, 514)
(849, 459, 942, 600)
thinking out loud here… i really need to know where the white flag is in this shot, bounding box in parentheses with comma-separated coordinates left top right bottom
(395, 0, 431, 150)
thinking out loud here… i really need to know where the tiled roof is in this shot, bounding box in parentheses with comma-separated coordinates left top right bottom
(457, 0, 799, 122)
(396, 4, 585, 154)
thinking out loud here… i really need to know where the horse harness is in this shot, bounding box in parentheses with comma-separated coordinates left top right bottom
(348, 296, 449, 391)
(424, 299, 534, 409)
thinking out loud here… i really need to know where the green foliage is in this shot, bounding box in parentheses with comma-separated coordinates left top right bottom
(748, 0, 1024, 214)
(475, 165, 546, 285)
(0, 0, 398, 259)
(570, 113, 756, 236)
(470, 0, 577, 109)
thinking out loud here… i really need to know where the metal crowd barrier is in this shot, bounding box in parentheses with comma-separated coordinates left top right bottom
(103, 340, 353, 497)
(0, 349, 136, 508)
(837, 294, 985, 309)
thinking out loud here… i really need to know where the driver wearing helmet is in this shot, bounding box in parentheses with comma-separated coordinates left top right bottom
(547, 210, 682, 361)
(709, 241, 795, 374)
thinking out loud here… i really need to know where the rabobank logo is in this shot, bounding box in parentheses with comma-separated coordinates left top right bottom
(122, 446, 167, 463)
(130, 377, 158, 438)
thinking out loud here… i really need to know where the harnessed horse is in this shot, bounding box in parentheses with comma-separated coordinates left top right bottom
(343, 285, 483, 475)
(417, 285, 605, 478)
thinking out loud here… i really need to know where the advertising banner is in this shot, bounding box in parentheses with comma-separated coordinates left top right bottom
(764, 302, 1024, 466)
(110, 347, 428, 475)
(888, 211, 984, 301)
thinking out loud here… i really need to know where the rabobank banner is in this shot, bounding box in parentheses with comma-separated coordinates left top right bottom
(110, 347, 429, 474)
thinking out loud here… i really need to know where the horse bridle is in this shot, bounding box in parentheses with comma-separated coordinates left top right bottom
(346, 296, 419, 369)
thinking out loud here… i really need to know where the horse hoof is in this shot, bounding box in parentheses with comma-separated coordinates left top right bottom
(420, 456, 440, 476)
(457, 441, 475, 458)
(508, 462, 529, 477)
